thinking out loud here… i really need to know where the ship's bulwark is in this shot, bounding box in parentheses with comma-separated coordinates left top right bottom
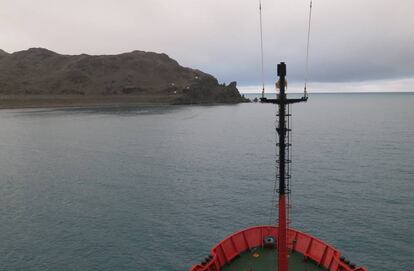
(189, 226, 367, 271)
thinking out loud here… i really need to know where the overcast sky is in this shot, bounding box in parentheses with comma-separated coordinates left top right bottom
(1, 0, 413, 92)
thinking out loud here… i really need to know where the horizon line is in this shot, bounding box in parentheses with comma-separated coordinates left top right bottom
(240, 90, 414, 95)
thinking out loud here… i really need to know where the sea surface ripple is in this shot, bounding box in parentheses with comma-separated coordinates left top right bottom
(0, 93, 413, 270)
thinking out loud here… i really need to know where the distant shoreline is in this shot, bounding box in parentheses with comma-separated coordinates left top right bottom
(241, 91, 414, 95)
(0, 95, 245, 110)
(1, 92, 411, 110)
(0, 95, 172, 109)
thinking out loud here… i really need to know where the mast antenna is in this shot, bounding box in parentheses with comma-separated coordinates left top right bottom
(259, 0, 265, 98)
(304, 0, 313, 98)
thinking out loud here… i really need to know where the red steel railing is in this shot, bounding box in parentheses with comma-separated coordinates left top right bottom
(189, 226, 367, 271)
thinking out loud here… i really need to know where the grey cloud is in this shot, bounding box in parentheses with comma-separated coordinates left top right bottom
(0, 0, 413, 87)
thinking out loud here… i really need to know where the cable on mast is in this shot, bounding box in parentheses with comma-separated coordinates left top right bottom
(304, 0, 313, 98)
(259, 0, 265, 98)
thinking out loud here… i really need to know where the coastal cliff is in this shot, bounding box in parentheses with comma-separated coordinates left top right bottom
(0, 48, 248, 108)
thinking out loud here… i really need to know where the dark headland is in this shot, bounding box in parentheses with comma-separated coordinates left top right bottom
(0, 48, 248, 108)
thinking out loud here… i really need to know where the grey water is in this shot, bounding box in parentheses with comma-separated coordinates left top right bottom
(0, 93, 413, 271)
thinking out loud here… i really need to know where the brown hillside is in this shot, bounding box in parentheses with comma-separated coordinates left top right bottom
(0, 48, 247, 105)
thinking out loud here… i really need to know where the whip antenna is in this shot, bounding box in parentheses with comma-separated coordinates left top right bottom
(304, 0, 313, 98)
(259, 0, 265, 98)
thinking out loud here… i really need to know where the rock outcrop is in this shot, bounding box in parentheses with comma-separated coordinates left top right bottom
(0, 48, 248, 105)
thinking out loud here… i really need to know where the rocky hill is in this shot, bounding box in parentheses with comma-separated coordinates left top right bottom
(0, 48, 247, 107)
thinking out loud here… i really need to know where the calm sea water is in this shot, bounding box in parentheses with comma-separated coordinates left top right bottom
(0, 93, 413, 271)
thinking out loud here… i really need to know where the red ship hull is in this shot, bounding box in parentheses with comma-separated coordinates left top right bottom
(189, 226, 367, 271)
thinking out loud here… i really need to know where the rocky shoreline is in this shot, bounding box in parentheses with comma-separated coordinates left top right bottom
(0, 94, 248, 109)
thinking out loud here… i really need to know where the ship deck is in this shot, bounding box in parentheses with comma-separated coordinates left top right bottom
(190, 226, 366, 271)
(221, 247, 326, 271)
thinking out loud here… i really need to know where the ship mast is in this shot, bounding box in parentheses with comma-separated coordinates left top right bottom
(261, 62, 307, 271)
